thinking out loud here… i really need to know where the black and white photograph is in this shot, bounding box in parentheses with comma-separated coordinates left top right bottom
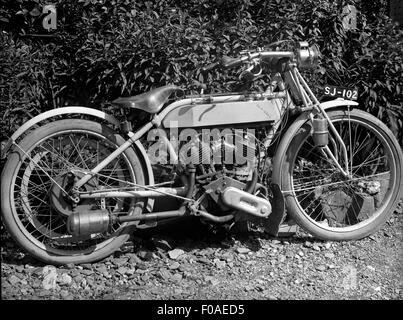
(0, 0, 402, 308)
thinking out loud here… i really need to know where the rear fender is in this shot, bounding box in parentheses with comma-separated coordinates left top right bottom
(1, 106, 155, 212)
(2, 107, 120, 157)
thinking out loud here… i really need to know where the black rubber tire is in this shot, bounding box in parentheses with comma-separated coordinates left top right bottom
(276, 109, 403, 241)
(1, 119, 146, 265)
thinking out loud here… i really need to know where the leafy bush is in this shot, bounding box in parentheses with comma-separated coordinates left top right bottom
(0, 33, 53, 138)
(0, 0, 401, 142)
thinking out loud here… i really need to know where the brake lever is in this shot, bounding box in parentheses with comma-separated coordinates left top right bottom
(239, 60, 262, 81)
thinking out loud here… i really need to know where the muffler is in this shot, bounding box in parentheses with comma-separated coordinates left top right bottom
(221, 187, 271, 218)
(67, 209, 186, 237)
(67, 209, 111, 237)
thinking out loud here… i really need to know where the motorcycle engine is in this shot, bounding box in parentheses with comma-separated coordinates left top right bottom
(147, 126, 271, 216)
(178, 129, 262, 215)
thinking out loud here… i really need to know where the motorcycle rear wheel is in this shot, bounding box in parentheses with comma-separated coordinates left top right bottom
(1, 119, 146, 264)
(278, 109, 402, 241)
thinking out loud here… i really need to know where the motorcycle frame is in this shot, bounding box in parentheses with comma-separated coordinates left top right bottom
(75, 92, 287, 201)
(73, 65, 354, 199)
(2, 60, 359, 206)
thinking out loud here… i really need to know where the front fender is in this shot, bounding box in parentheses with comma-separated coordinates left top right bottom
(320, 98, 359, 110)
(1, 106, 155, 211)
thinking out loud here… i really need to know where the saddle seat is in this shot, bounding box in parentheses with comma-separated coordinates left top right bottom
(112, 85, 181, 114)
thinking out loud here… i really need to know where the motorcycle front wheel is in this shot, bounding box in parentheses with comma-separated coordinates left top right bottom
(1, 119, 146, 264)
(277, 109, 402, 241)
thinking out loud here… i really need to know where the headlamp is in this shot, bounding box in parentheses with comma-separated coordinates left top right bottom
(296, 41, 320, 69)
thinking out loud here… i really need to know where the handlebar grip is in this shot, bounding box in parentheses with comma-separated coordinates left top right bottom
(202, 61, 220, 72)
(221, 56, 244, 69)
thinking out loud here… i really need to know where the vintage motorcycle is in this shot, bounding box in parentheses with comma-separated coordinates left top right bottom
(1, 42, 402, 265)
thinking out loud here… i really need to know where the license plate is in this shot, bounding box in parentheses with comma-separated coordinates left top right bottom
(323, 85, 358, 100)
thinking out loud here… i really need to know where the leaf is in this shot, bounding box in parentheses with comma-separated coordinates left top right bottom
(29, 7, 42, 17)
(16, 9, 29, 15)
(16, 71, 28, 78)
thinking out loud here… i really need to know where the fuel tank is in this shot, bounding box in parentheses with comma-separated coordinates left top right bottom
(162, 98, 285, 128)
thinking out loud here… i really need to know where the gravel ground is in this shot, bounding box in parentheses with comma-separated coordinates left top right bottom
(1, 201, 402, 300)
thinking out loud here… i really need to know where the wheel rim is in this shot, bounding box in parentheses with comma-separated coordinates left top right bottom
(290, 114, 396, 233)
(11, 129, 138, 256)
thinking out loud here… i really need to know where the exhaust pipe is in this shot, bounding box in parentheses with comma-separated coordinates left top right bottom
(67, 187, 271, 237)
(68, 166, 197, 237)
(221, 187, 271, 218)
(67, 209, 187, 237)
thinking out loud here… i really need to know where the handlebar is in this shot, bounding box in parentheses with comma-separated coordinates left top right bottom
(202, 42, 320, 72)
(203, 51, 294, 71)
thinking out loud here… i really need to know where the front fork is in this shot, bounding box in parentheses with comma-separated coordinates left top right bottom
(289, 66, 351, 178)
(313, 104, 350, 178)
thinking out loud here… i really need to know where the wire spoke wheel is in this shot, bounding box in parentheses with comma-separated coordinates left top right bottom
(1, 120, 145, 264)
(279, 109, 402, 240)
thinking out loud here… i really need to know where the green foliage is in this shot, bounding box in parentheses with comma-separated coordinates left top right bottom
(0, 0, 402, 141)
(0, 32, 55, 137)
